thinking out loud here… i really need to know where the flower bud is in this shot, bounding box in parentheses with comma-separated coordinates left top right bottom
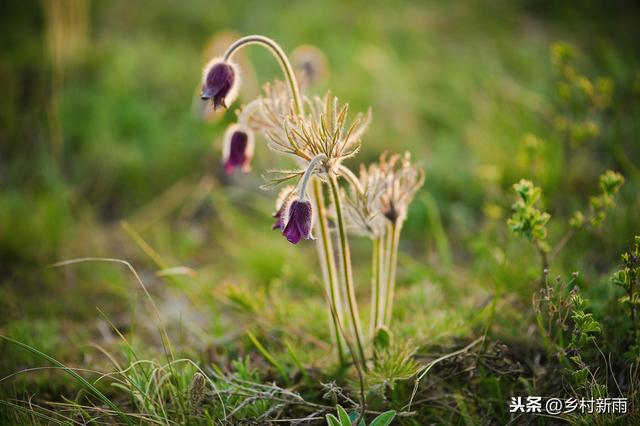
(282, 199, 313, 244)
(201, 58, 239, 110)
(222, 124, 254, 174)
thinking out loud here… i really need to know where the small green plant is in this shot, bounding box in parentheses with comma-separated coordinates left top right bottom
(588, 170, 625, 227)
(568, 294, 606, 396)
(325, 404, 396, 426)
(613, 236, 640, 361)
(508, 179, 551, 278)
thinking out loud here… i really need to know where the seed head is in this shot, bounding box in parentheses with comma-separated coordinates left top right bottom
(291, 44, 329, 87)
(343, 164, 388, 238)
(201, 58, 239, 110)
(377, 152, 425, 224)
(282, 199, 314, 244)
(188, 372, 207, 410)
(222, 124, 254, 174)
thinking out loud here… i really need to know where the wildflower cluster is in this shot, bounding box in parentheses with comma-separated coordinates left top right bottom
(199, 35, 424, 369)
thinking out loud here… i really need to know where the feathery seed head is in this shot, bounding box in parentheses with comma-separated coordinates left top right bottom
(377, 152, 425, 224)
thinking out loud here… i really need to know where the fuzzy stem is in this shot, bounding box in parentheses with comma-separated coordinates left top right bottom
(223, 35, 303, 115)
(383, 221, 400, 326)
(312, 178, 346, 365)
(298, 154, 327, 200)
(370, 236, 382, 335)
(328, 173, 367, 369)
(337, 164, 364, 194)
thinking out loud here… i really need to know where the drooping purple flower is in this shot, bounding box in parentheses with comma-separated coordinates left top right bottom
(201, 58, 238, 110)
(222, 125, 253, 174)
(282, 199, 313, 244)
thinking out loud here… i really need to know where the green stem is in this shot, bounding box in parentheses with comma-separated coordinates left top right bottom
(370, 236, 383, 334)
(312, 178, 346, 365)
(383, 221, 400, 326)
(328, 173, 367, 369)
(223, 35, 303, 115)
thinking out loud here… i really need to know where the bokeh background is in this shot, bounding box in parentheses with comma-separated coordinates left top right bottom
(1, 0, 639, 422)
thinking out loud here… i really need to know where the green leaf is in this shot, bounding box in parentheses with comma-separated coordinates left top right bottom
(326, 414, 342, 426)
(370, 410, 397, 426)
(337, 405, 352, 425)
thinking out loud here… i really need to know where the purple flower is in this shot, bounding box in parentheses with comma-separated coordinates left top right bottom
(201, 59, 238, 110)
(222, 125, 253, 174)
(282, 200, 313, 244)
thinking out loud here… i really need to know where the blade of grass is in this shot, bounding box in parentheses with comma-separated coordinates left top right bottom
(246, 330, 290, 385)
(284, 339, 309, 382)
(0, 335, 133, 426)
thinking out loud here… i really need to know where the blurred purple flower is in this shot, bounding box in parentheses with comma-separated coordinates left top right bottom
(222, 125, 253, 174)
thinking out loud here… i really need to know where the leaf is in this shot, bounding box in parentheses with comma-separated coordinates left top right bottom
(337, 405, 352, 425)
(326, 414, 342, 426)
(370, 410, 397, 426)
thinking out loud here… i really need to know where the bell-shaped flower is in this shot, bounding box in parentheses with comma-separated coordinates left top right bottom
(222, 124, 254, 174)
(201, 58, 239, 110)
(282, 199, 314, 244)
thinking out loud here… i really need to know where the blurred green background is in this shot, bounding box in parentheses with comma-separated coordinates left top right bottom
(1, 0, 639, 414)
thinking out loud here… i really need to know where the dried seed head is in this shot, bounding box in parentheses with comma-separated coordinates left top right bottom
(277, 92, 370, 168)
(282, 199, 314, 244)
(222, 124, 254, 174)
(201, 57, 239, 110)
(291, 44, 329, 87)
(238, 81, 292, 140)
(343, 164, 388, 238)
(188, 372, 207, 409)
(377, 152, 425, 224)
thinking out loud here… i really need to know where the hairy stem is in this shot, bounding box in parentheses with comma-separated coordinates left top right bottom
(370, 236, 385, 334)
(223, 35, 303, 115)
(312, 178, 346, 365)
(383, 221, 400, 326)
(328, 173, 367, 369)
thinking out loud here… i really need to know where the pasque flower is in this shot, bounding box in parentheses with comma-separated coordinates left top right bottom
(201, 58, 239, 110)
(222, 124, 254, 174)
(282, 199, 313, 244)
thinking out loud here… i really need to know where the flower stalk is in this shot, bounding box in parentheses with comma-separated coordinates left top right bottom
(223, 35, 303, 115)
(383, 220, 400, 326)
(370, 235, 385, 333)
(312, 178, 346, 363)
(328, 173, 367, 370)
